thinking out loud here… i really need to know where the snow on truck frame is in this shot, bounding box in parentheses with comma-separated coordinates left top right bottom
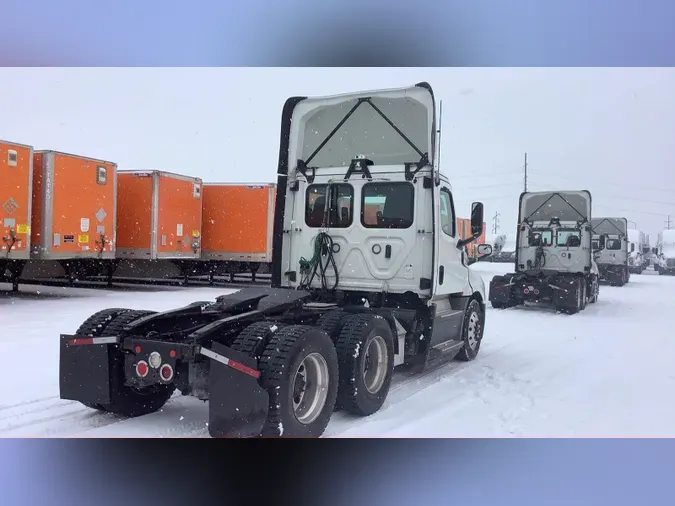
(59, 82, 493, 438)
(590, 217, 630, 286)
(488, 190, 600, 314)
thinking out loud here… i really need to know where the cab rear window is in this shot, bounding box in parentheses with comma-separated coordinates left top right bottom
(361, 182, 414, 229)
(305, 184, 354, 228)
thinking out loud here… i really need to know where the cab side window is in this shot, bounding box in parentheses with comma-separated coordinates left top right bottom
(440, 188, 455, 237)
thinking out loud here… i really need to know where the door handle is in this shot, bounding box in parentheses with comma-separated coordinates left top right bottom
(439, 265, 444, 285)
(385, 245, 391, 259)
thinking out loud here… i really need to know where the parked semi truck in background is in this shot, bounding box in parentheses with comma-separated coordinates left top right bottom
(654, 230, 675, 275)
(627, 229, 648, 274)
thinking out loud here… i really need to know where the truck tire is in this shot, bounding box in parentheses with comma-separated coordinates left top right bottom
(579, 279, 587, 311)
(230, 321, 287, 361)
(588, 277, 599, 304)
(92, 310, 176, 417)
(315, 310, 352, 340)
(258, 325, 338, 437)
(455, 299, 485, 361)
(75, 308, 133, 337)
(334, 314, 395, 416)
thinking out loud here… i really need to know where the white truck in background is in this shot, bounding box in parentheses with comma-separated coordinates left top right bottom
(627, 229, 648, 274)
(491, 236, 517, 263)
(654, 230, 675, 275)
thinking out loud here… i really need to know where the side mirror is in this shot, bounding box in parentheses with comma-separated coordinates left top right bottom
(598, 234, 607, 249)
(476, 244, 492, 257)
(630, 243, 635, 253)
(652, 247, 658, 254)
(470, 202, 484, 237)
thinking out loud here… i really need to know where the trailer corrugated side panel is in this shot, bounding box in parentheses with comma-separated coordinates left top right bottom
(31, 151, 117, 260)
(0, 140, 33, 260)
(116, 170, 202, 260)
(201, 183, 275, 263)
(155, 172, 203, 259)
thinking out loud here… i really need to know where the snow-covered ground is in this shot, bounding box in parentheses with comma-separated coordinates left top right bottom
(1, 262, 673, 437)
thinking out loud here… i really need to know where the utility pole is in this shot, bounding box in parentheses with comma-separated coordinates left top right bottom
(492, 211, 501, 234)
(667, 215, 672, 230)
(523, 152, 528, 192)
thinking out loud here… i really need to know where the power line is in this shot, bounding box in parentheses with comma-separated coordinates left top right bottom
(529, 169, 675, 195)
(667, 215, 673, 230)
(526, 181, 675, 207)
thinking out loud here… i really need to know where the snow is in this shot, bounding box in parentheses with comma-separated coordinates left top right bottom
(1, 263, 674, 437)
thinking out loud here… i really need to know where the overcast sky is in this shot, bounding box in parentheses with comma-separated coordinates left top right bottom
(0, 68, 673, 240)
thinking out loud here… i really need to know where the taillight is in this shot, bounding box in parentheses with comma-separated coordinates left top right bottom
(159, 364, 174, 382)
(136, 361, 149, 378)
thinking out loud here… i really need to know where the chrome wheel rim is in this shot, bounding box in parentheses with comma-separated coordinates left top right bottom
(292, 352, 330, 425)
(363, 336, 388, 394)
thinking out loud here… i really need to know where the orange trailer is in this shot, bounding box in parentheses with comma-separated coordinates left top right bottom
(116, 170, 203, 260)
(31, 150, 117, 260)
(0, 140, 33, 261)
(201, 183, 276, 264)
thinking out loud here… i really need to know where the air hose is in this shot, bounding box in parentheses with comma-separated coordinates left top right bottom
(299, 231, 339, 291)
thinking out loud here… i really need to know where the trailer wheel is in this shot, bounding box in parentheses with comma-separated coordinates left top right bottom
(315, 310, 352, 340)
(94, 310, 176, 417)
(334, 314, 395, 416)
(455, 299, 485, 362)
(230, 321, 287, 361)
(258, 325, 338, 437)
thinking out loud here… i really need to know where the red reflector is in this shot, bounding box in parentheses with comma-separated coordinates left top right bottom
(160, 364, 174, 381)
(135, 346, 142, 353)
(136, 361, 149, 377)
(534, 289, 540, 295)
(169, 350, 176, 358)
(228, 359, 261, 379)
(524, 288, 530, 294)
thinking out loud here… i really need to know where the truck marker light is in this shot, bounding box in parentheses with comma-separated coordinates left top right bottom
(135, 345, 142, 353)
(169, 350, 176, 358)
(148, 351, 162, 369)
(136, 361, 149, 378)
(160, 364, 174, 381)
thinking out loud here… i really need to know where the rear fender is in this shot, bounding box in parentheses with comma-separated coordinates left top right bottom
(204, 342, 269, 437)
(59, 334, 115, 405)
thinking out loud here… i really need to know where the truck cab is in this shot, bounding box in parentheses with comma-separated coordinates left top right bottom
(273, 83, 490, 306)
(488, 190, 599, 314)
(591, 217, 630, 286)
(654, 229, 675, 275)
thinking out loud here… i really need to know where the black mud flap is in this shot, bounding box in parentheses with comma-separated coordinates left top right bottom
(489, 276, 513, 305)
(59, 334, 113, 405)
(553, 281, 575, 307)
(206, 342, 269, 438)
